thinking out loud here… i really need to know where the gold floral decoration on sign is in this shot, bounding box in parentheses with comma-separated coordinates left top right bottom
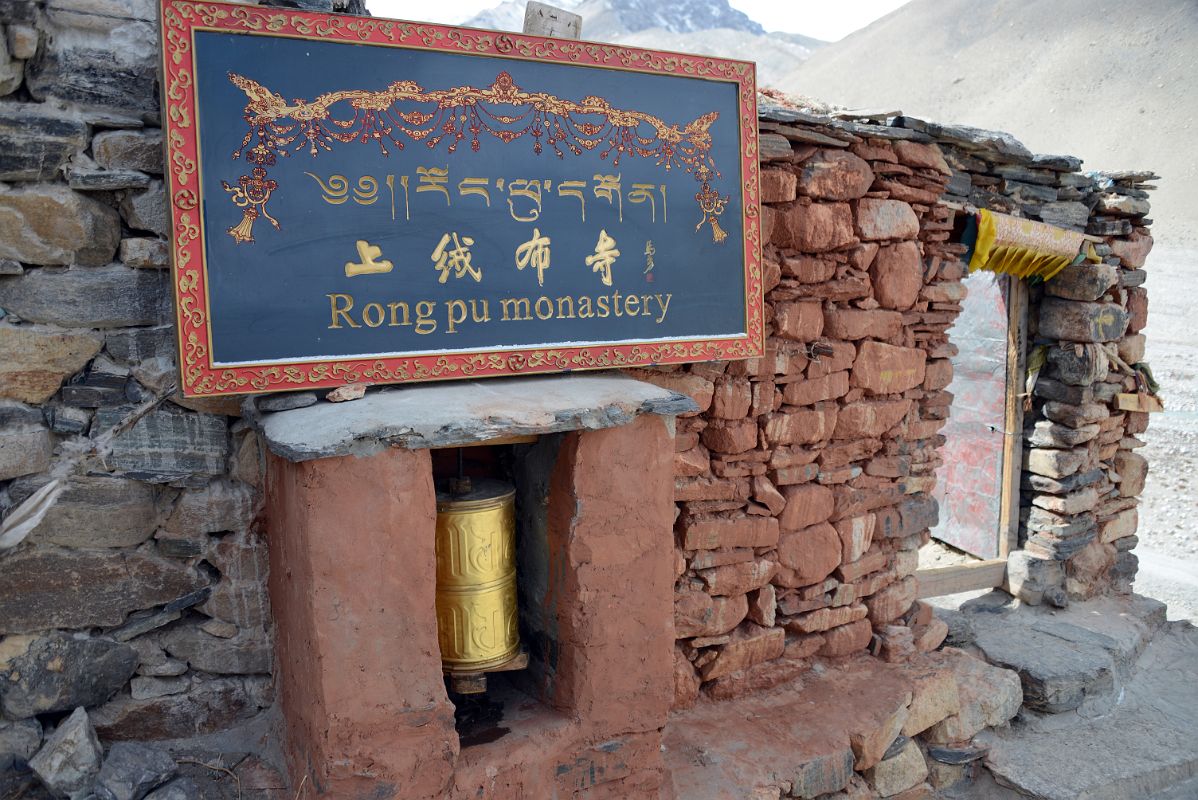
(223, 70, 731, 243)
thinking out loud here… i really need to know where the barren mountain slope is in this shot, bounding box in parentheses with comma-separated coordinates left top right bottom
(786, 0, 1198, 239)
(462, 0, 823, 87)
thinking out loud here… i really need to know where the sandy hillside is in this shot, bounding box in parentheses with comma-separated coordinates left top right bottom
(785, 0, 1198, 241)
(615, 28, 819, 88)
(458, 0, 824, 88)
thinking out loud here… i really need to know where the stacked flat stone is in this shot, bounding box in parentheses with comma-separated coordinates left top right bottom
(0, 0, 275, 758)
(886, 115, 1155, 602)
(0, 1, 1158, 785)
(643, 102, 966, 706)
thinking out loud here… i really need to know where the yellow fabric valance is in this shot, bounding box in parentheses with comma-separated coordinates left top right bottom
(968, 209, 1098, 280)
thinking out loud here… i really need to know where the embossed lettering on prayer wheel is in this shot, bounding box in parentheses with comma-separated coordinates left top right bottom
(434, 480, 520, 671)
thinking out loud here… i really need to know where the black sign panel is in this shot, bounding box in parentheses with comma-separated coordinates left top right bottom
(162, 1, 763, 395)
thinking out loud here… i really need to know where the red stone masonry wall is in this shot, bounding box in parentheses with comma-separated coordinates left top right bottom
(635, 117, 966, 705)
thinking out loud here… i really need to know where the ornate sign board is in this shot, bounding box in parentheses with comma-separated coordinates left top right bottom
(161, 1, 763, 397)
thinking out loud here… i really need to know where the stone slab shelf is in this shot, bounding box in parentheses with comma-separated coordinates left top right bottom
(254, 372, 698, 462)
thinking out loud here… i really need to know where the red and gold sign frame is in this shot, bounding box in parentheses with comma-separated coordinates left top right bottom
(161, 0, 763, 397)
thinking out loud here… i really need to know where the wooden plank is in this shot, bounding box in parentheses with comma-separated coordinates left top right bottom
(941, 202, 1103, 242)
(998, 277, 1027, 559)
(1116, 393, 1164, 413)
(431, 434, 539, 449)
(916, 559, 1007, 599)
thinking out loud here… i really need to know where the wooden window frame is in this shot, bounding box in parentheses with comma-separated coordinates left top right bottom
(916, 276, 1027, 598)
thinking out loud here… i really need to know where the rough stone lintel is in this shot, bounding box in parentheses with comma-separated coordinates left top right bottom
(254, 373, 698, 461)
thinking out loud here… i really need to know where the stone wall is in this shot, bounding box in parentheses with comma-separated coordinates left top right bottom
(0, 0, 276, 785)
(886, 115, 1155, 603)
(0, 0, 1158, 795)
(635, 106, 968, 706)
(643, 107, 1158, 708)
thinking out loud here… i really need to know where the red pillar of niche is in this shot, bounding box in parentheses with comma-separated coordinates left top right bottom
(547, 414, 676, 740)
(265, 447, 458, 799)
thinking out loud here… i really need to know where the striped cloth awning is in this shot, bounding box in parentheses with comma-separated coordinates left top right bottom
(965, 209, 1098, 280)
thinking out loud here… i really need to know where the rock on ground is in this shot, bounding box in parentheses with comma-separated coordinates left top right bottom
(979, 620, 1198, 800)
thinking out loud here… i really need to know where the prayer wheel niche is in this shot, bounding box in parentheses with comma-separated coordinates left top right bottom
(434, 478, 525, 693)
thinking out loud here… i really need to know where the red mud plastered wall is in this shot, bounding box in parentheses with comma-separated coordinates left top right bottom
(636, 122, 967, 706)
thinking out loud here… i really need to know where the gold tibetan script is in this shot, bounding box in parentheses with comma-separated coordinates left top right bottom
(223, 71, 730, 245)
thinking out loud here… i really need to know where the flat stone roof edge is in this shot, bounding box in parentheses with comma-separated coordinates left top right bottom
(255, 372, 698, 462)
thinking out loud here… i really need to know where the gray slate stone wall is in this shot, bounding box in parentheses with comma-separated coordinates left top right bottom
(890, 115, 1156, 602)
(0, 0, 275, 772)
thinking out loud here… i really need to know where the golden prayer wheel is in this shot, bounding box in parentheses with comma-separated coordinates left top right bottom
(434, 479, 521, 675)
